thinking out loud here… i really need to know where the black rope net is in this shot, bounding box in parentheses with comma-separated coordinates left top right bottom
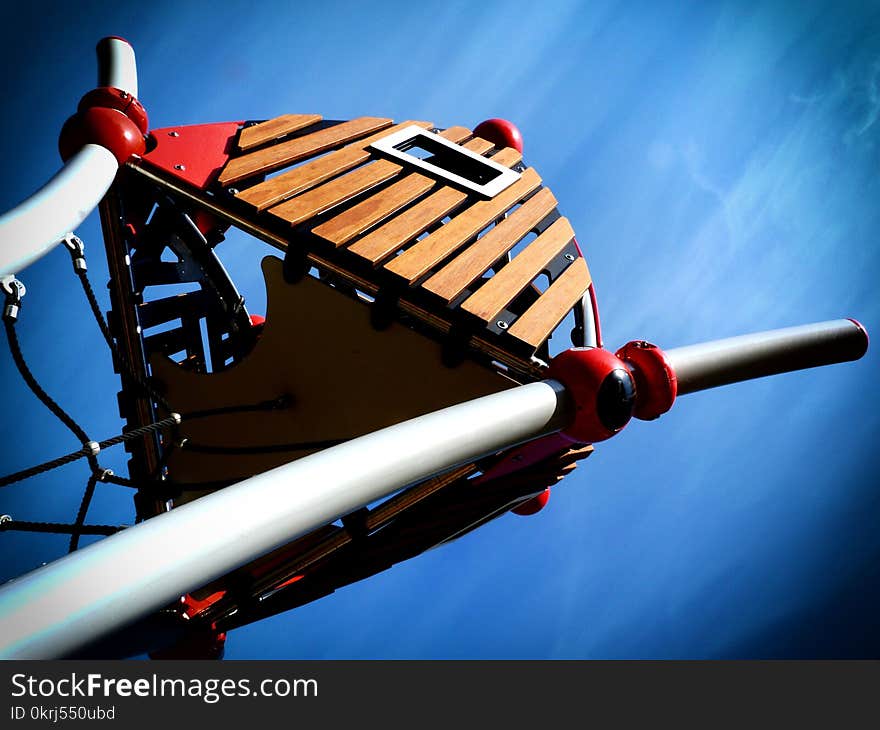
(1, 236, 333, 551)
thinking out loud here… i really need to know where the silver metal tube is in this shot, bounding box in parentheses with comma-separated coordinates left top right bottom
(0, 145, 119, 276)
(0, 381, 571, 659)
(96, 37, 138, 97)
(0, 37, 140, 276)
(666, 319, 869, 395)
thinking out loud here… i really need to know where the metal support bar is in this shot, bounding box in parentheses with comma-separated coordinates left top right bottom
(0, 36, 139, 276)
(96, 37, 138, 97)
(666, 319, 868, 395)
(0, 145, 119, 276)
(0, 380, 571, 659)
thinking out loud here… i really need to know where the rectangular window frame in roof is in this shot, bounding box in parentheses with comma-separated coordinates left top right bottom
(369, 125, 521, 199)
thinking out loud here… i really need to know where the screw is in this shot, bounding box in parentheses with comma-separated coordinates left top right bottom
(564, 253, 575, 261)
(496, 320, 509, 330)
(227, 187, 239, 195)
(168, 131, 180, 137)
(174, 164, 186, 171)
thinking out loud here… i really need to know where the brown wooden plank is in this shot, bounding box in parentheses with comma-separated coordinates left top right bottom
(311, 128, 477, 246)
(348, 146, 523, 265)
(237, 114, 323, 152)
(312, 172, 435, 245)
(507, 256, 591, 349)
(489, 146, 523, 168)
(384, 166, 541, 283)
(422, 187, 558, 302)
(463, 136, 494, 155)
(236, 121, 433, 211)
(267, 159, 402, 227)
(433, 126, 472, 145)
(349, 187, 468, 264)
(218, 116, 393, 186)
(461, 217, 575, 322)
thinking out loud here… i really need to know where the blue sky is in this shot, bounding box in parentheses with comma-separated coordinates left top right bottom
(1, 0, 878, 658)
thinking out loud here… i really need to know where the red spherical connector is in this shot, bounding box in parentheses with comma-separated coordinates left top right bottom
(78, 86, 149, 134)
(59, 75, 149, 164)
(512, 488, 551, 516)
(548, 347, 636, 444)
(615, 341, 677, 420)
(473, 118, 524, 153)
(59, 107, 146, 164)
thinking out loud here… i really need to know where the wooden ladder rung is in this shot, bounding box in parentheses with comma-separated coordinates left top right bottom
(237, 114, 323, 152)
(507, 256, 591, 349)
(218, 116, 393, 186)
(384, 162, 539, 283)
(237, 121, 433, 211)
(422, 187, 558, 302)
(347, 145, 521, 265)
(461, 217, 575, 322)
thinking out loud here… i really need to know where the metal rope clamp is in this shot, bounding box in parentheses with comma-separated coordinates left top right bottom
(1, 275, 26, 323)
(62, 233, 88, 274)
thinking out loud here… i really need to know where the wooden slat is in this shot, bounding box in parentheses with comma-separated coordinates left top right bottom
(422, 187, 558, 302)
(462, 136, 494, 155)
(237, 114, 323, 152)
(311, 128, 476, 246)
(507, 257, 591, 349)
(267, 159, 402, 227)
(461, 217, 575, 322)
(218, 116, 393, 186)
(384, 166, 541, 283)
(348, 146, 523, 265)
(237, 120, 433, 211)
(312, 172, 436, 245)
(488, 146, 523, 168)
(349, 187, 467, 264)
(434, 126, 472, 144)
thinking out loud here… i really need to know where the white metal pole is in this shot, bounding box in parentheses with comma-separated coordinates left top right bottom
(0, 381, 571, 659)
(96, 36, 138, 97)
(0, 37, 138, 276)
(666, 319, 868, 395)
(0, 145, 119, 276)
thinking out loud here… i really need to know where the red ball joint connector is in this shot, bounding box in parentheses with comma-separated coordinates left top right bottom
(548, 347, 637, 443)
(615, 341, 678, 421)
(59, 108, 146, 164)
(473, 118, 524, 153)
(58, 66, 148, 163)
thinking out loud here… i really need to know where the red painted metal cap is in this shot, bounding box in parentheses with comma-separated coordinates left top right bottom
(615, 341, 677, 420)
(474, 118, 524, 153)
(58, 107, 145, 164)
(512, 488, 550, 516)
(79, 86, 149, 134)
(548, 347, 636, 443)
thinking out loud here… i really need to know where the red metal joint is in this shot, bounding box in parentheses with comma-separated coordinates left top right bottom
(473, 118, 524, 153)
(615, 341, 677, 420)
(59, 107, 146, 164)
(512, 488, 551, 516)
(79, 86, 149, 134)
(548, 347, 636, 443)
